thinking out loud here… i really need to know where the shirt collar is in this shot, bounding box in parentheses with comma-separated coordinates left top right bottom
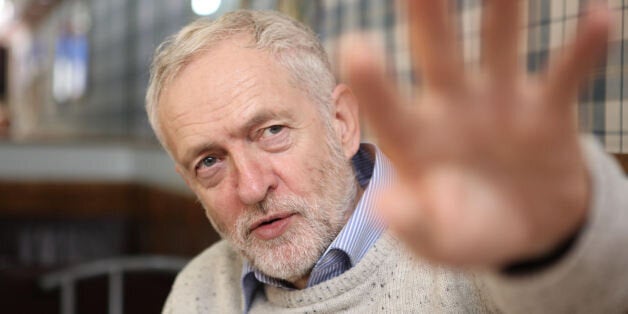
(319, 144, 388, 266)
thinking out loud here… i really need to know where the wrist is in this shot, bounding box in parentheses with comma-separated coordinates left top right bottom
(502, 221, 584, 275)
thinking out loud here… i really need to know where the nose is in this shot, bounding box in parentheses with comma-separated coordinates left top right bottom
(232, 152, 277, 205)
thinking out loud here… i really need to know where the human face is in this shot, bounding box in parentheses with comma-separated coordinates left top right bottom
(158, 38, 360, 282)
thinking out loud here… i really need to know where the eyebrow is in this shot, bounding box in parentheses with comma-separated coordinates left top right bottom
(180, 108, 292, 169)
(242, 110, 285, 131)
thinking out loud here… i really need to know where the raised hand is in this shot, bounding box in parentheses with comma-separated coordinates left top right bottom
(342, 0, 612, 268)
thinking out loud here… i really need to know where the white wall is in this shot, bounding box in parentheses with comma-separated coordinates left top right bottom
(0, 141, 188, 193)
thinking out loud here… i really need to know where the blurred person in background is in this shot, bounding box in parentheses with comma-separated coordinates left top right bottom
(146, 1, 628, 313)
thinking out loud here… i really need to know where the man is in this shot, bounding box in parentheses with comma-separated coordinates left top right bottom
(146, 2, 628, 313)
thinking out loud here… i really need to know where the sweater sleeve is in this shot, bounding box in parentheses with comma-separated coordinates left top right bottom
(479, 136, 628, 314)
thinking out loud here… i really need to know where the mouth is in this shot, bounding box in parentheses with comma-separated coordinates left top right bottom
(249, 213, 296, 240)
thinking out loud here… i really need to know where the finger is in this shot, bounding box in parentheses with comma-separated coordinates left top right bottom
(340, 38, 423, 171)
(407, 0, 464, 92)
(482, 0, 522, 88)
(543, 3, 611, 114)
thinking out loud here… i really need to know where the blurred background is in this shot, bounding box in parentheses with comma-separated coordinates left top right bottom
(0, 0, 626, 313)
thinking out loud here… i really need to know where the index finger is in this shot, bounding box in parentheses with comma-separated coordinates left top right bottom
(407, 0, 464, 93)
(340, 38, 424, 172)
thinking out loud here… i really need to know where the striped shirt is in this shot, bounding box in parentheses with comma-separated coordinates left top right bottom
(241, 144, 394, 312)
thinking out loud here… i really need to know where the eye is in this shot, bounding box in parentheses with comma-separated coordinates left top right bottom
(256, 124, 290, 152)
(197, 156, 217, 169)
(262, 125, 284, 137)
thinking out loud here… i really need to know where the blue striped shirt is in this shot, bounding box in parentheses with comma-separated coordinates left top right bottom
(241, 144, 394, 312)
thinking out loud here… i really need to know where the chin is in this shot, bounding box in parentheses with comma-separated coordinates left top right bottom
(242, 223, 333, 281)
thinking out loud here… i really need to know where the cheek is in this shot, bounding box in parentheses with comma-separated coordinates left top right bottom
(275, 155, 329, 198)
(197, 189, 242, 235)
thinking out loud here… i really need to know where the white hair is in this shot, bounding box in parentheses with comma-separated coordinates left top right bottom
(145, 10, 336, 146)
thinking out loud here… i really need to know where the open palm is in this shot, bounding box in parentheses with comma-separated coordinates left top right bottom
(343, 0, 611, 268)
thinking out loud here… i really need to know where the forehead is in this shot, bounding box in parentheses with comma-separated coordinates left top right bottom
(160, 37, 296, 116)
(157, 38, 320, 161)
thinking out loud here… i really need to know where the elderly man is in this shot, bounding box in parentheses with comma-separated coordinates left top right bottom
(146, 2, 628, 313)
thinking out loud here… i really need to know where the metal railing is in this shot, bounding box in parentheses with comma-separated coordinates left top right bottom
(40, 255, 188, 314)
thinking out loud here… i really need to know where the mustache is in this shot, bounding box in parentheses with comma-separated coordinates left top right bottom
(255, 194, 313, 216)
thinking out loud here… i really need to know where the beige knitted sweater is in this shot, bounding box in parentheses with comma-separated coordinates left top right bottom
(163, 138, 628, 313)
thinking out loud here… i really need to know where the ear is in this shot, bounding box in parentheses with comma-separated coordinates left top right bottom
(331, 83, 361, 159)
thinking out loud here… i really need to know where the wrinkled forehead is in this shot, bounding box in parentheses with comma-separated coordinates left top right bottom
(161, 40, 254, 99)
(157, 40, 323, 156)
